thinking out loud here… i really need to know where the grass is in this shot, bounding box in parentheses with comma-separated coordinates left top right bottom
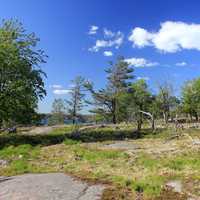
(0, 125, 200, 199)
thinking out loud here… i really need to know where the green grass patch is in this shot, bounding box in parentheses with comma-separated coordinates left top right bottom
(72, 146, 126, 163)
(136, 153, 159, 169)
(133, 175, 166, 197)
(0, 144, 40, 160)
(63, 138, 80, 145)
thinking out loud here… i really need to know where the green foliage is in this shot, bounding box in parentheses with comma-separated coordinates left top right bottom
(182, 78, 200, 120)
(119, 79, 154, 131)
(72, 146, 125, 163)
(66, 76, 86, 124)
(86, 56, 134, 124)
(133, 176, 165, 197)
(49, 98, 66, 125)
(0, 19, 46, 126)
(164, 153, 200, 171)
(156, 83, 179, 123)
(64, 138, 80, 145)
(136, 153, 158, 169)
(0, 144, 40, 159)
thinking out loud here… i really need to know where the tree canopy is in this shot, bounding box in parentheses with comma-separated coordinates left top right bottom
(0, 19, 47, 127)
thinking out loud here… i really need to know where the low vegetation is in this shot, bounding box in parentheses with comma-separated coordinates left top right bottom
(0, 125, 200, 199)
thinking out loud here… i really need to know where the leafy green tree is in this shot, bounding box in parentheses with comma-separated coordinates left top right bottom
(156, 83, 176, 124)
(126, 79, 152, 132)
(66, 76, 86, 124)
(49, 99, 65, 125)
(182, 78, 200, 121)
(85, 56, 133, 124)
(0, 19, 46, 127)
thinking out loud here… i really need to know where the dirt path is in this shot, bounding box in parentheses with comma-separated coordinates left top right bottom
(0, 173, 105, 200)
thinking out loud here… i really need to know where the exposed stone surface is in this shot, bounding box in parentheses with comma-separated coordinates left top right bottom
(0, 173, 105, 200)
(0, 159, 8, 167)
(104, 141, 140, 150)
(166, 180, 182, 193)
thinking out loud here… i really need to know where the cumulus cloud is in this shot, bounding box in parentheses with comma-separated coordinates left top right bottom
(89, 30, 124, 52)
(129, 21, 200, 53)
(103, 51, 113, 56)
(137, 76, 150, 81)
(176, 62, 187, 66)
(125, 57, 159, 67)
(129, 27, 153, 47)
(88, 25, 99, 35)
(53, 89, 71, 95)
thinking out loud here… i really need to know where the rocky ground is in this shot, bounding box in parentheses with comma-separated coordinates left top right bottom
(0, 173, 105, 200)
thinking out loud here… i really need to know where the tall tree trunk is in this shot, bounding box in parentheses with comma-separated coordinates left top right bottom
(136, 118, 142, 138)
(163, 112, 168, 124)
(152, 117, 155, 131)
(72, 103, 76, 124)
(72, 111, 76, 124)
(137, 120, 142, 132)
(189, 113, 193, 122)
(113, 114, 116, 124)
(112, 98, 117, 124)
(137, 112, 143, 133)
(195, 113, 198, 122)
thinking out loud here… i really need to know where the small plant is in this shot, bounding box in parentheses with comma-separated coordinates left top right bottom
(63, 139, 80, 145)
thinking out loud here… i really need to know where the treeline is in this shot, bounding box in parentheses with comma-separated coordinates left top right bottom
(51, 56, 200, 132)
(1, 19, 199, 131)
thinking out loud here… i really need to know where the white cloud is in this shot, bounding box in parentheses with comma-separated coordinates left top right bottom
(129, 27, 153, 47)
(104, 28, 115, 38)
(53, 89, 71, 95)
(129, 21, 200, 53)
(103, 51, 113, 56)
(137, 76, 150, 81)
(176, 62, 187, 66)
(50, 84, 62, 89)
(88, 25, 99, 35)
(125, 57, 159, 67)
(89, 31, 124, 52)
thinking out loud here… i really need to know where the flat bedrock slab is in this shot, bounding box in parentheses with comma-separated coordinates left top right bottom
(105, 141, 140, 150)
(0, 173, 105, 200)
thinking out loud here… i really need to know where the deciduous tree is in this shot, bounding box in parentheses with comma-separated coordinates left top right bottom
(0, 19, 46, 127)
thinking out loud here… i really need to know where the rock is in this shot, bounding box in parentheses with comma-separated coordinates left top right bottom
(0, 159, 8, 167)
(192, 139, 200, 145)
(0, 173, 105, 200)
(105, 141, 140, 150)
(166, 180, 182, 193)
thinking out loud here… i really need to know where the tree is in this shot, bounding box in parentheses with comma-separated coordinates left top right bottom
(156, 83, 174, 124)
(66, 76, 86, 124)
(49, 99, 66, 125)
(126, 79, 153, 133)
(0, 19, 46, 127)
(85, 56, 133, 124)
(182, 78, 200, 121)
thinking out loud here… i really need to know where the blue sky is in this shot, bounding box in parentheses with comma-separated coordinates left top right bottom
(1, 0, 200, 113)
